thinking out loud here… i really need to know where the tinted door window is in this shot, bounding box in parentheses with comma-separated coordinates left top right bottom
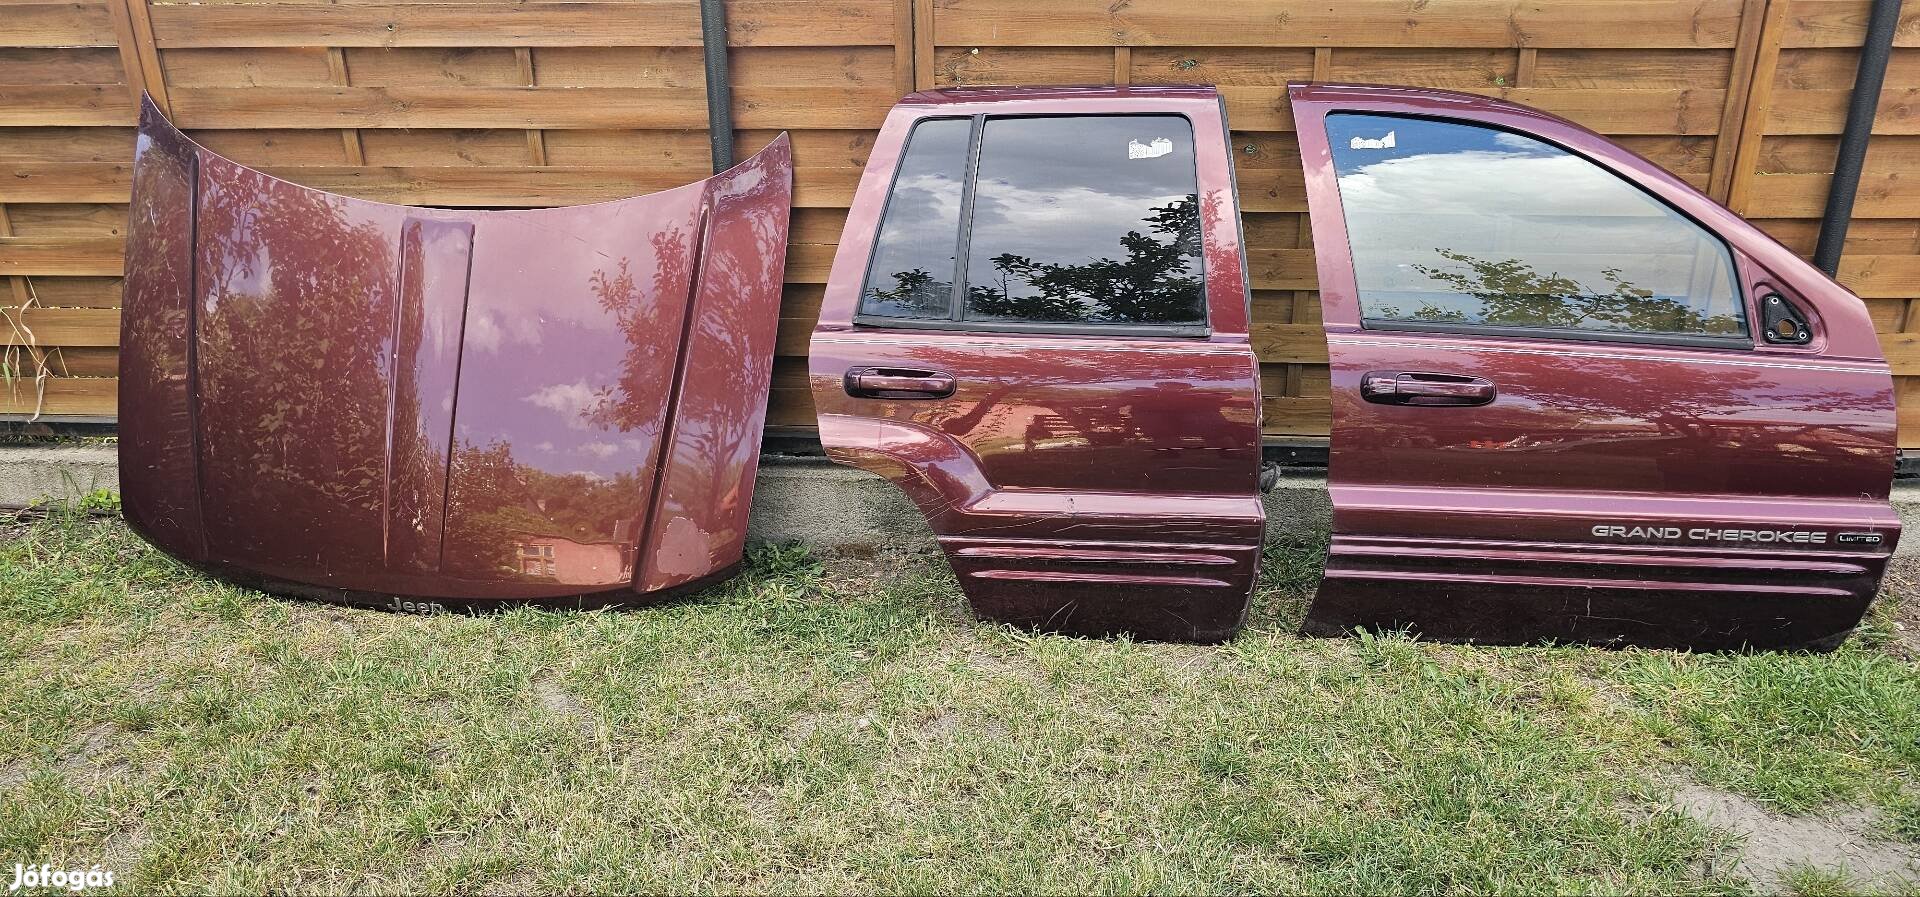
(964, 116, 1204, 325)
(1327, 113, 1745, 340)
(859, 114, 1205, 328)
(861, 117, 971, 318)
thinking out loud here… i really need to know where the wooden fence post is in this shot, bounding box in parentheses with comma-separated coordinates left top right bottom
(104, 0, 167, 114)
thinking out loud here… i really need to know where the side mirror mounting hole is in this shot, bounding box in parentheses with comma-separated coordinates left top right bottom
(1760, 293, 1812, 345)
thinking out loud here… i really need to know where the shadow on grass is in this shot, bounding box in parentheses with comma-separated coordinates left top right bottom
(1247, 529, 1330, 634)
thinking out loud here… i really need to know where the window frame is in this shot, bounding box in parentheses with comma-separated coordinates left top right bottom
(853, 112, 1212, 338)
(1325, 111, 1754, 351)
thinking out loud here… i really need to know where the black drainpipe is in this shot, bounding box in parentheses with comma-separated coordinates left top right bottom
(699, 0, 735, 174)
(1813, 0, 1904, 276)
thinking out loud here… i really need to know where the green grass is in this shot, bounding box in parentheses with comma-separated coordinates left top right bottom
(2, 509, 1917, 894)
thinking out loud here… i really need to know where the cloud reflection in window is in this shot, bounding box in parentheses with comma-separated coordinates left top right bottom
(1327, 114, 1746, 338)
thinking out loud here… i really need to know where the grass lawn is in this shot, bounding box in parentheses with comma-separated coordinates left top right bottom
(3, 506, 1918, 894)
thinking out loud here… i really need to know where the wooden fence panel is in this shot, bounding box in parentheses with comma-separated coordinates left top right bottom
(1, 0, 912, 422)
(1733, 0, 1920, 445)
(4, 0, 1919, 450)
(0, 5, 130, 418)
(929, 0, 1764, 437)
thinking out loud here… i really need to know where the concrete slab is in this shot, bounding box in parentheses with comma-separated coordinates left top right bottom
(1, 444, 1913, 556)
(0, 444, 117, 509)
(745, 457, 1333, 551)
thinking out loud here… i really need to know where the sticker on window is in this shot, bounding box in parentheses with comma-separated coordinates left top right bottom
(1128, 137, 1174, 160)
(1349, 131, 1396, 150)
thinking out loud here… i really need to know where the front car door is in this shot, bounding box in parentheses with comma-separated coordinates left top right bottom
(810, 87, 1263, 641)
(1291, 84, 1901, 649)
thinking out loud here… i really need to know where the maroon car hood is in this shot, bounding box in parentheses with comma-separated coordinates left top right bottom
(119, 96, 792, 606)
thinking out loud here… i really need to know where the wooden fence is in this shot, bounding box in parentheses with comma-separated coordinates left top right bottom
(2, 0, 1917, 444)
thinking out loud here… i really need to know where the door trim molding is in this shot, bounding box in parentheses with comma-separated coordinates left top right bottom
(1327, 336, 1887, 375)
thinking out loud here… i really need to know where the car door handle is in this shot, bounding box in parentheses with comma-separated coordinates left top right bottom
(1360, 371, 1496, 406)
(844, 367, 956, 399)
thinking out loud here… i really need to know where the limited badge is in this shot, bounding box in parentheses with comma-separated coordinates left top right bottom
(1836, 532, 1885, 545)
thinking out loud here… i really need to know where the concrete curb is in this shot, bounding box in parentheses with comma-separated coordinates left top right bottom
(4, 444, 1912, 556)
(0, 445, 119, 508)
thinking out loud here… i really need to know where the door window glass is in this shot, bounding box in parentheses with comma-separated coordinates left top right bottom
(860, 117, 971, 318)
(964, 115, 1204, 325)
(1326, 113, 1746, 339)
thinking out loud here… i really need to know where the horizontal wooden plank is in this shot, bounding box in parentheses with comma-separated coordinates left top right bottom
(1296, 365, 1332, 397)
(0, 126, 133, 163)
(33, 345, 116, 378)
(1615, 136, 1720, 175)
(358, 128, 544, 167)
(148, 1, 897, 48)
(0, 237, 123, 276)
(775, 317, 810, 357)
(22, 276, 120, 308)
(1780, 0, 1920, 48)
(4, 203, 126, 239)
(1240, 212, 1304, 248)
(189, 127, 358, 165)
(158, 46, 338, 88)
(790, 207, 849, 245)
(1250, 291, 1318, 323)
(1772, 46, 1920, 91)
(931, 46, 1114, 87)
(171, 85, 709, 129)
(0, 376, 115, 417)
(1127, 47, 1319, 86)
(0, 46, 124, 84)
(778, 284, 823, 321)
(167, 85, 893, 129)
(0, 307, 118, 347)
(0, 84, 134, 126)
(1879, 332, 1920, 375)
(1753, 133, 1920, 175)
(0, 163, 131, 203)
(1530, 48, 1735, 89)
(1326, 47, 1516, 89)
(723, 46, 905, 89)
(1900, 405, 1920, 449)
(1762, 87, 1920, 135)
(931, 0, 1746, 49)
(1248, 247, 1316, 291)
(739, 129, 880, 169)
(1839, 254, 1920, 299)
(732, 86, 895, 130)
(1751, 217, 1920, 254)
(784, 242, 833, 284)
(765, 387, 815, 428)
(1261, 395, 1331, 435)
(1250, 322, 1328, 364)
(158, 45, 894, 90)
(170, 126, 875, 172)
(1260, 363, 1333, 398)
(1219, 87, 1727, 135)
(0, 2, 115, 49)
(1747, 171, 1920, 217)
(1862, 297, 1907, 330)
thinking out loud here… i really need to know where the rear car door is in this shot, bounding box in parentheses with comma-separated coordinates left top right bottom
(810, 88, 1263, 641)
(1291, 84, 1900, 649)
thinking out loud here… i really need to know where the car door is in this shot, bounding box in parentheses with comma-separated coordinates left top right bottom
(1290, 84, 1901, 650)
(810, 88, 1263, 641)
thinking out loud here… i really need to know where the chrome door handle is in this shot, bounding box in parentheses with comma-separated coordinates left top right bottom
(844, 367, 956, 399)
(1361, 371, 1496, 406)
